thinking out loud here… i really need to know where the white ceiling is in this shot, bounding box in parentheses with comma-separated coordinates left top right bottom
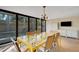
(0, 6, 79, 19)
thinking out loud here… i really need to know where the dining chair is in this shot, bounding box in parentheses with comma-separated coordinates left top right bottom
(17, 37, 33, 52)
(38, 34, 55, 52)
(10, 37, 21, 52)
(44, 34, 55, 51)
(53, 32, 60, 51)
(27, 32, 35, 42)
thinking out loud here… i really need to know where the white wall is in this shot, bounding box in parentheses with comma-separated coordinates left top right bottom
(48, 16, 79, 29)
(46, 16, 79, 38)
(46, 21, 58, 32)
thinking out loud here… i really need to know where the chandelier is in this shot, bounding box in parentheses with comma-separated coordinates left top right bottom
(41, 6, 48, 20)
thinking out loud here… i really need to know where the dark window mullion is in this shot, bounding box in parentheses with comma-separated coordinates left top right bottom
(16, 14, 18, 39)
(36, 19, 38, 32)
(15, 14, 21, 52)
(28, 17, 30, 32)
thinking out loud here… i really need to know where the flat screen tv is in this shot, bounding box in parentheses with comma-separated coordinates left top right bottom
(61, 21, 72, 26)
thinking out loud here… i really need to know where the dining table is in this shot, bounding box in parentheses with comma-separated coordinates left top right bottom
(17, 32, 59, 52)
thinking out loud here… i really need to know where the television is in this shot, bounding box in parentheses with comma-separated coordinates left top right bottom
(61, 21, 72, 26)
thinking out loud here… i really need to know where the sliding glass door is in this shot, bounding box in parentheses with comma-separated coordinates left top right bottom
(28, 18, 36, 41)
(41, 20, 46, 32)
(41, 20, 46, 39)
(29, 18, 36, 32)
(0, 11, 16, 44)
(18, 15, 28, 37)
(0, 9, 46, 45)
(37, 19, 41, 33)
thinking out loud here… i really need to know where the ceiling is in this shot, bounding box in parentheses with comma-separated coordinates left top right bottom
(0, 6, 79, 19)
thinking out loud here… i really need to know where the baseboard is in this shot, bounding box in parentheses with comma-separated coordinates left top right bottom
(61, 36, 79, 40)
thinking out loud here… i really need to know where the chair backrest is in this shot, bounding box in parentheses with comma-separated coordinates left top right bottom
(27, 32, 35, 36)
(45, 34, 55, 51)
(26, 32, 35, 41)
(54, 32, 60, 42)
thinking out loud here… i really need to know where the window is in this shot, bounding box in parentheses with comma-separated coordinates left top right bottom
(0, 9, 43, 45)
(41, 20, 46, 32)
(18, 15, 28, 36)
(37, 19, 41, 33)
(29, 18, 36, 32)
(0, 11, 16, 44)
